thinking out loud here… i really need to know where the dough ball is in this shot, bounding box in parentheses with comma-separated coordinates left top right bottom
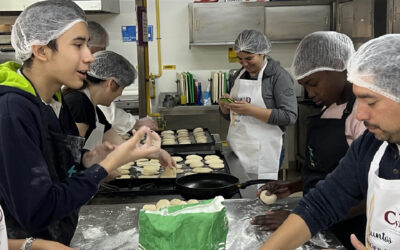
(190, 161, 204, 168)
(192, 167, 213, 173)
(187, 199, 199, 204)
(175, 164, 183, 169)
(193, 127, 203, 133)
(143, 165, 160, 172)
(186, 155, 203, 160)
(179, 141, 191, 145)
(142, 204, 157, 211)
(185, 159, 200, 165)
(172, 156, 183, 162)
(208, 163, 224, 169)
(119, 162, 134, 170)
(176, 168, 184, 174)
(156, 199, 170, 210)
(118, 174, 131, 179)
(205, 159, 223, 164)
(161, 130, 174, 136)
(170, 198, 187, 206)
(177, 129, 188, 133)
(196, 138, 207, 143)
(260, 191, 277, 205)
(204, 155, 220, 160)
(160, 167, 177, 178)
(119, 169, 130, 175)
(136, 158, 149, 163)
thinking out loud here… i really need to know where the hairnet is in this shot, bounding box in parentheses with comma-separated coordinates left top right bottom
(88, 50, 137, 87)
(347, 34, 400, 103)
(11, 0, 87, 62)
(87, 21, 109, 48)
(234, 29, 271, 55)
(291, 31, 354, 80)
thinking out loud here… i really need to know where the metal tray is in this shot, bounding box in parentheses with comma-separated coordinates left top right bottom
(108, 151, 230, 189)
(160, 128, 216, 153)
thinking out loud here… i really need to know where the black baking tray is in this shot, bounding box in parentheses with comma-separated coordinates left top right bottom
(160, 128, 216, 153)
(107, 151, 230, 189)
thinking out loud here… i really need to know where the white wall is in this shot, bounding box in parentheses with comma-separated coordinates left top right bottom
(87, 0, 299, 110)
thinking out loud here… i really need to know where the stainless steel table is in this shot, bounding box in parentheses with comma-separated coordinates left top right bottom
(70, 197, 343, 250)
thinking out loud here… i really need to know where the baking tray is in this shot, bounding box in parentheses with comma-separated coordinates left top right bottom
(160, 128, 216, 153)
(108, 151, 230, 189)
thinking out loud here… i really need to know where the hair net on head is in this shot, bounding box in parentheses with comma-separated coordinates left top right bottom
(234, 29, 271, 55)
(291, 31, 354, 80)
(11, 0, 86, 62)
(87, 21, 109, 48)
(347, 34, 400, 103)
(88, 50, 137, 87)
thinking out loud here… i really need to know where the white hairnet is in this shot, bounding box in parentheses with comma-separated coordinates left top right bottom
(87, 21, 109, 48)
(234, 29, 271, 55)
(11, 0, 86, 62)
(291, 31, 355, 80)
(347, 34, 400, 103)
(88, 50, 137, 87)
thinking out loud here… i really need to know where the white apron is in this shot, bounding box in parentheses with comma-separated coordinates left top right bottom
(0, 206, 8, 250)
(227, 62, 283, 180)
(366, 141, 400, 249)
(82, 88, 105, 150)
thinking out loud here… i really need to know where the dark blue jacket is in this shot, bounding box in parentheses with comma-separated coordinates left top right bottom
(293, 130, 400, 236)
(0, 62, 107, 242)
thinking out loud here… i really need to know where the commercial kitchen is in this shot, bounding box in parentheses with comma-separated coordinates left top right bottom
(0, 0, 397, 249)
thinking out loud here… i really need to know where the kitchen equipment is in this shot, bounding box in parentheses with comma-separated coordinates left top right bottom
(176, 173, 272, 199)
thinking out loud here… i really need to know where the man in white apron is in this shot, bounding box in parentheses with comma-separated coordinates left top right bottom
(258, 34, 400, 250)
(220, 30, 297, 181)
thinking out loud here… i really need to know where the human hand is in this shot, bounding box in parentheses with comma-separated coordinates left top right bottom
(102, 169, 122, 182)
(219, 94, 232, 114)
(31, 239, 75, 250)
(250, 210, 291, 231)
(257, 181, 292, 200)
(133, 117, 158, 131)
(100, 126, 161, 173)
(225, 101, 253, 115)
(350, 234, 367, 250)
(82, 141, 116, 168)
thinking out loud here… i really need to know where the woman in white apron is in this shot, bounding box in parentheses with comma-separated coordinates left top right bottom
(219, 30, 298, 180)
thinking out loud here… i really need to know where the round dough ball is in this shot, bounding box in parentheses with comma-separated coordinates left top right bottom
(204, 155, 220, 160)
(208, 163, 224, 169)
(170, 198, 187, 206)
(186, 155, 203, 160)
(260, 190, 278, 205)
(156, 199, 170, 210)
(136, 158, 149, 163)
(193, 127, 203, 133)
(187, 199, 199, 204)
(161, 130, 174, 136)
(196, 138, 207, 143)
(192, 167, 213, 173)
(175, 164, 183, 169)
(142, 204, 157, 211)
(176, 168, 184, 174)
(172, 156, 183, 162)
(118, 174, 131, 179)
(190, 161, 204, 168)
(205, 159, 223, 164)
(119, 169, 130, 175)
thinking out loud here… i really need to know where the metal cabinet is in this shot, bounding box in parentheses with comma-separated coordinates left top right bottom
(189, 3, 264, 46)
(337, 1, 353, 37)
(265, 5, 330, 41)
(387, 0, 400, 33)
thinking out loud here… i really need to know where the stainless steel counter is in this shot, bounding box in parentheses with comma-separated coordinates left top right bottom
(70, 197, 343, 250)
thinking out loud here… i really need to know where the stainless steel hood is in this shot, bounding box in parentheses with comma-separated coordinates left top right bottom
(0, 0, 120, 14)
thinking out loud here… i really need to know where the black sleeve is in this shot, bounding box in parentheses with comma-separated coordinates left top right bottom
(96, 107, 112, 133)
(63, 90, 96, 139)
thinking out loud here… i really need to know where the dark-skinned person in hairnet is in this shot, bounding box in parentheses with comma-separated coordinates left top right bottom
(251, 31, 367, 250)
(87, 21, 158, 135)
(219, 29, 297, 184)
(260, 34, 400, 250)
(0, 0, 167, 246)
